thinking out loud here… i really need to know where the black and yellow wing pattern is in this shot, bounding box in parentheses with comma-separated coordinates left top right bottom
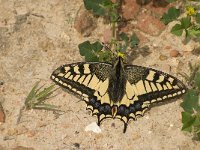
(51, 57, 186, 133)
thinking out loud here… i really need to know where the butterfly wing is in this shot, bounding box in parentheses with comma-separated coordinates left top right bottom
(116, 65, 186, 122)
(51, 62, 114, 122)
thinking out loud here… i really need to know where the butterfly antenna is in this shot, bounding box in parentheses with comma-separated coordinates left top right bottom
(102, 42, 116, 56)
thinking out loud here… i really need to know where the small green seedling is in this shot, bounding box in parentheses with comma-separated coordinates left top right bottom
(161, 0, 200, 43)
(180, 63, 200, 140)
(25, 81, 60, 111)
(80, 0, 140, 62)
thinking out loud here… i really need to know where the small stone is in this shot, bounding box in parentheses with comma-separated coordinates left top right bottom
(132, 133, 141, 140)
(74, 5, 97, 37)
(73, 143, 80, 149)
(159, 54, 168, 61)
(27, 130, 37, 137)
(0, 103, 5, 123)
(165, 46, 171, 50)
(108, 145, 114, 149)
(75, 131, 79, 134)
(135, 12, 166, 36)
(0, 80, 4, 85)
(85, 122, 101, 133)
(170, 50, 179, 57)
(122, 0, 141, 20)
(111, 122, 115, 127)
(192, 47, 200, 56)
(152, 43, 157, 48)
(139, 46, 151, 57)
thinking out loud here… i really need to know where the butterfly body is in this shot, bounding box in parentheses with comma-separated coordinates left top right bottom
(51, 56, 186, 133)
(108, 57, 126, 103)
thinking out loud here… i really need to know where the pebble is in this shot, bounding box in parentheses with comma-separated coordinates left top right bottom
(0, 80, 4, 85)
(73, 143, 80, 149)
(159, 54, 168, 61)
(85, 122, 101, 133)
(27, 130, 37, 137)
(170, 50, 179, 57)
(74, 5, 97, 37)
(192, 47, 200, 56)
(0, 104, 5, 123)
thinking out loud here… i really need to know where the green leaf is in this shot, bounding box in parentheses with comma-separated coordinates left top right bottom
(78, 41, 103, 61)
(130, 33, 139, 48)
(99, 51, 111, 62)
(181, 112, 196, 132)
(161, 7, 180, 25)
(33, 103, 60, 111)
(183, 29, 191, 44)
(25, 81, 40, 105)
(194, 72, 200, 89)
(25, 82, 58, 111)
(85, 52, 99, 61)
(119, 32, 129, 42)
(187, 27, 200, 38)
(180, 89, 200, 113)
(83, 0, 113, 16)
(36, 84, 55, 101)
(196, 13, 200, 24)
(79, 41, 92, 56)
(197, 132, 200, 140)
(92, 41, 103, 52)
(166, 0, 175, 2)
(193, 115, 200, 126)
(171, 24, 184, 36)
(181, 17, 191, 29)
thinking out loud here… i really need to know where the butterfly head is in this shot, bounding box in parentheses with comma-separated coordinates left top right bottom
(117, 52, 125, 60)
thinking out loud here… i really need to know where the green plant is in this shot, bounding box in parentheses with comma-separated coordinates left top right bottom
(79, 0, 139, 62)
(161, 0, 200, 43)
(25, 81, 60, 111)
(180, 63, 200, 140)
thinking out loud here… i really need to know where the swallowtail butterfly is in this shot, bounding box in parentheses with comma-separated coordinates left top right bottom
(51, 56, 186, 133)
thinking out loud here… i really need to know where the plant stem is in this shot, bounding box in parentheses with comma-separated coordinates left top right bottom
(112, 21, 116, 40)
(110, 0, 121, 52)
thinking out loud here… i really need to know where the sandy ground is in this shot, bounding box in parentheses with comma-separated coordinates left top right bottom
(0, 0, 200, 150)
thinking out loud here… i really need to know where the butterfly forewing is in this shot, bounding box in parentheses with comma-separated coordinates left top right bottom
(124, 65, 186, 106)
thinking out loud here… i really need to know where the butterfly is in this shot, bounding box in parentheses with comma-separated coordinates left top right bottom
(51, 55, 186, 133)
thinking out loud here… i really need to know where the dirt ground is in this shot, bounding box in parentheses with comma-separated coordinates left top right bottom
(0, 0, 200, 150)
